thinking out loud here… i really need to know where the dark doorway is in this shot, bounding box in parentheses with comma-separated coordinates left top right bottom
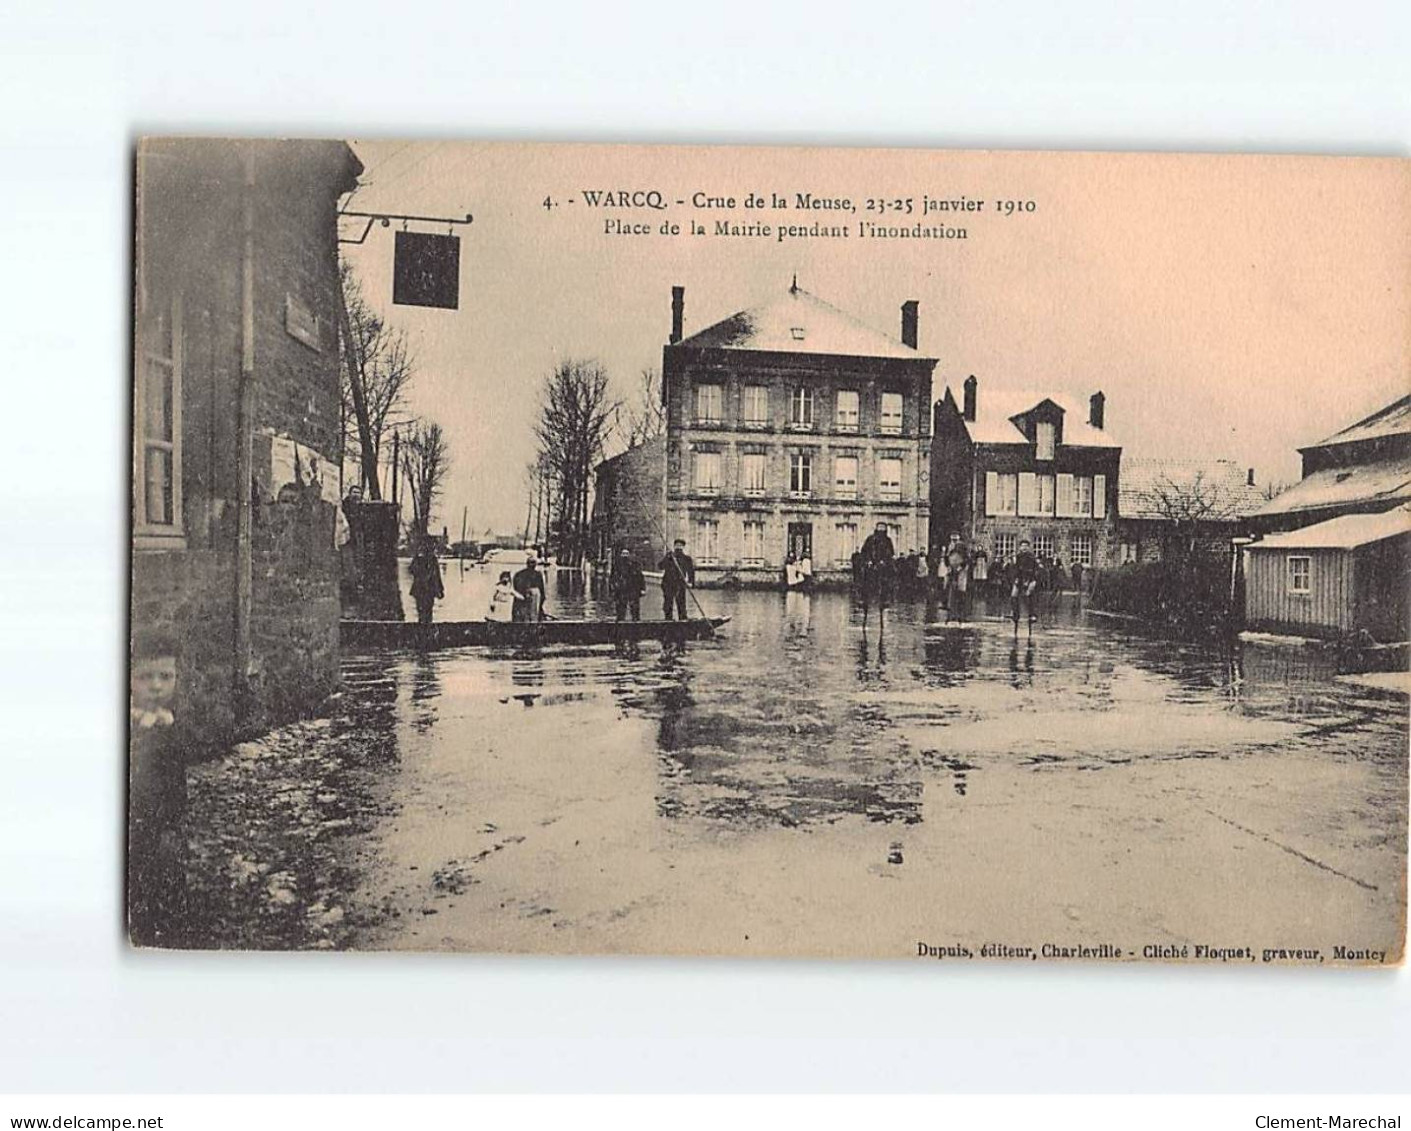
(787, 522, 813, 561)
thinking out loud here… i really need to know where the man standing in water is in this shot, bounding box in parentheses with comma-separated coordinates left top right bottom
(858, 522, 896, 616)
(1012, 537, 1040, 628)
(409, 536, 445, 626)
(513, 554, 548, 622)
(610, 547, 646, 622)
(659, 538, 695, 621)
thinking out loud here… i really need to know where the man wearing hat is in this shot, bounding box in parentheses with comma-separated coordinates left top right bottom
(610, 546, 647, 622)
(658, 537, 696, 621)
(512, 553, 548, 622)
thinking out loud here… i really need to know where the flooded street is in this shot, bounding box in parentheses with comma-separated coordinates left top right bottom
(186, 566, 1408, 960)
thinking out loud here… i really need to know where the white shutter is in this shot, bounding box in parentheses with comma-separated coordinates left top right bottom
(985, 471, 1000, 517)
(1094, 474, 1108, 518)
(1018, 472, 1039, 517)
(1056, 473, 1074, 517)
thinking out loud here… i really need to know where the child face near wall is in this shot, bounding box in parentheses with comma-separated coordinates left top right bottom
(131, 656, 177, 713)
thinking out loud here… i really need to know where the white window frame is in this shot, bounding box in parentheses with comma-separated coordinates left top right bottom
(880, 391, 904, 435)
(741, 451, 767, 497)
(695, 519, 720, 565)
(742, 384, 769, 428)
(742, 520, 766, 565)
(1037, 473, 1057, 516)
(1036, 421, 1056, 461)
(834, 454, 858, 499)
(878, 457, 903, 502)
(834, 522, 858, 565)
(1070, 533, 1094, 567)
(1288, 555, 1311, 594)
(789, 387, 816, 430)
(994, 532, 1017, 560)
(1033, 533, 1055, 559)
(134, 293, 184, 548)
(789, 452, 812, 497)
(1073, 474, 1094, 518)
(835, 389, 860, 432)
(985, 471, 1019, 517)
(693, 449, 722, 495)
(695, 382, 724, 424)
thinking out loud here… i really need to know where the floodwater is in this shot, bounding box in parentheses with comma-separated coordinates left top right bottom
(185, 565, 1409, 961)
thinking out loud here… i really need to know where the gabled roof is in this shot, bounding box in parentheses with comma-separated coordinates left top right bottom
(1252, 452, 1411, 518)
(1119, 458, 1265, 521)
(1249, 504, 1411, 551)
(675, 285, 929, 361)
(937, 386, 1119, 448)
(1304, 393, 1411, 451)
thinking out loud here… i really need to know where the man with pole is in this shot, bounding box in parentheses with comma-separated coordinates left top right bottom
(658, 538, 696, 622)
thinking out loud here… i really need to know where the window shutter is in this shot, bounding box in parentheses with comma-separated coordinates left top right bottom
(1094, 474, 1108, 518)
(985, 471, 1000, 517)
(1056, 473, 1074, 517)
(1018, 472, 1039, 516)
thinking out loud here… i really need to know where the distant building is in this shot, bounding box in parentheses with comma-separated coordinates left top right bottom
(1116, 458, 1266, 563)
(130, 139, 362, 741)
(660, 282, 938, 583)
(930, 378, 1120, 569)
(592, 435, 666, 566)
(1253, 393, 1411, 532)
(1243, 505, 1411, 642)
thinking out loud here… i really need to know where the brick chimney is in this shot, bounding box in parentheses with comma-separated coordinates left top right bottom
(1089, 390, 1106, 430)
(900, 300, 919, 349)
(1247, 467, 1255, 487)
(670, 285, 685, 344)
(963, 375, 978, 422)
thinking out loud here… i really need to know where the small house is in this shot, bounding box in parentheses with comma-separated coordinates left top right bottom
(1243, 505, 1411, 642)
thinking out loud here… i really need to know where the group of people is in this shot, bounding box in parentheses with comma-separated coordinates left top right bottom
(607, 540, 697, 623)
(487, 555, 550, 623)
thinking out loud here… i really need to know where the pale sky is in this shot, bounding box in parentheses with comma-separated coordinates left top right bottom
(341, 141, 1408, 537)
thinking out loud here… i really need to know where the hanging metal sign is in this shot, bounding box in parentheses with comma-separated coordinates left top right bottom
(392, 230, 461, 310)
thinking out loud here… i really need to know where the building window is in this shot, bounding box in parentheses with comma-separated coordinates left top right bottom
(1120, 541, 1138, 564)
(986, 472, 1019, 516)
(1036, 421, 1056, 461)
(878, 457, 903, 501)
(1037, 473, 1056, 516)
(835, 522, 858, 564)
(1033, 533, 1055, 559)
(835, 389, 859, 432)
(134, 294, 183, 542)
(695, 383, 723, 424)
(880, 392, 904, 435)
(1070, 533, 1093, 567)
(693, 450, 721, 494)
(789, 452, 812, 496)
(1073, 475, 1094, 517)
(1288, 555, 1311, 594)
(834, 455, 858, 499)
(886, 523, 904, 549)
(742, 520, 765, 564)
(741, 452, 767, 496)
(994, 532, 1017, 561)
(696, 519, 720, 564)
(789, 387, 815, 429)
(742, 385, 769, 428)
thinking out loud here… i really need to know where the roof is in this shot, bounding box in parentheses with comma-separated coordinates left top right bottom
(1119, 458, 1265, 521)
(939, 386, 1120, 448)
(1249, 504, 1411, 551)
(1252, 451, 1411, 518)
(675, 285, 929, 361)
(1305, 393, 1411, 451)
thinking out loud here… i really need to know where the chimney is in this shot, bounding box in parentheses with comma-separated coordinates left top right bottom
(963, 375, 978, 422)
(1247, 467, 1255, 487)
(1089, 390, 1105, 430)
(670, 285, 685, 344)
(900, 300, 919, 349)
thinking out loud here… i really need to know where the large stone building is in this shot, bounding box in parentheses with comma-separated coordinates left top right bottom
(660, 283, 938, 583)
(131, 139, 362, 744)
(930, 378, 1121, 569)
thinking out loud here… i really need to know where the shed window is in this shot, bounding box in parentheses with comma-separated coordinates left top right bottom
(1288, 555, 1311, 594)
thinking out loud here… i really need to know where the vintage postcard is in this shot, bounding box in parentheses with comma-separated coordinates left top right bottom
(128, 139, 1409, 963)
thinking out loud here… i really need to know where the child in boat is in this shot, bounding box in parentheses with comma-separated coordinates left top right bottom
(487, 571, 517, 622)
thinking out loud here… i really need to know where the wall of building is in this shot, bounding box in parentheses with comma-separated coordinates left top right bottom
(1244, 546, 1352, 638)
(592, 436, 667, 566)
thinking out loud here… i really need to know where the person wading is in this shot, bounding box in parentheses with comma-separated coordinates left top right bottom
(610, 547, 646, 622)
(409, 536, 445, 626)
(858, 522, 896, 620)
(512, 555, 548, 622)
(1011, 538, 1040, 629)
(658, 538, 696, 621)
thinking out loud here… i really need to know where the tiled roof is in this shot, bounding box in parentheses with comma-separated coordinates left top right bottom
(1119, 458, 1265, 521)
(1306, 393, 1411, 451)
(675, 286, 927, 360)
(938, 386, 1119, 448)
(1250, 503, 1411, 551)
(1252, 451, 1411, 518)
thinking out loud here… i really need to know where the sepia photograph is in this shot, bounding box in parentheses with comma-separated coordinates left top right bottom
(128, 139, 1409, 963)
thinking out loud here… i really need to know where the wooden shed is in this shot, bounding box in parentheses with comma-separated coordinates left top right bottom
(1243, 505, 1411, 642)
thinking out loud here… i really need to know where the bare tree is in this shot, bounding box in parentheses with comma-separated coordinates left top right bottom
(337, 262, 416, 500)
(1147, 470, 1240, 560)
(533, 359, 619, 566)
(618, 367, 665, 447)
(402, 420, 451, 540)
